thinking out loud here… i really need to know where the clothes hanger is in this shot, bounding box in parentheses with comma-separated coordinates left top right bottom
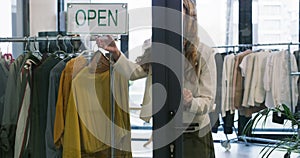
(78, 35, 99, 63)
(46, 36, 51, 55)
(24, 37, 41, 68)
(31, 36, 43, 61)
(53, 35, 68, 59)
(67, 36, 80, 58)
(23, 37, 30, 54)
(63, 36, 68, 53)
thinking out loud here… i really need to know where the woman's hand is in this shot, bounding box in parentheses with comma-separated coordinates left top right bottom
(96, 35, 121, 61)
(183, 88, 193, 108)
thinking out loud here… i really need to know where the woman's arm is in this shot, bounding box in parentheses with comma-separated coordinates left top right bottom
(113, 53, 148, 80)
(188, 45, 217, 115)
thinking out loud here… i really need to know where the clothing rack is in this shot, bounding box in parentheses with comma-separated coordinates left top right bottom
(0, 36, 117, 157)
(213, 42, 300, 113)
(212, 43, 300, 151)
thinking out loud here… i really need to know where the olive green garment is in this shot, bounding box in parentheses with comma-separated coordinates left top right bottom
(183, 128, 215, 158)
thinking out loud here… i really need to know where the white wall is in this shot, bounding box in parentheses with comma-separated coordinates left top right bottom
(30, 0, 57, 36)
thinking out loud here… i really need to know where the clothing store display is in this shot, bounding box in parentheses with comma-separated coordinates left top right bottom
(217, 48, 299, 135)
(237, 51, 268, 117)
(263, 50, 298, 110)
(0, 57, 9, 157)
(294, 51, 300, 113)
(63, 67, 131, 158)
(210, 53, 225, 131)
(232, 50, 252, 109)
(53, 53, 131, 157)
(54, 56, 87, 148)
(221, 54, 235, 117)
(240, 53, 256, 108)
(0, 53, 28, 158)
(254, 51, 270, 104)
(14, 57, 41, 158)
(27, 55, 61, 158)
(0, 45, 132, 157)
(0, 58, 9, 124)
(1, 34, 300, 158)
(45, 60, 66, 158)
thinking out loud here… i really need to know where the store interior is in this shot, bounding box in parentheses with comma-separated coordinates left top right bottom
(1, 0, 300, 158)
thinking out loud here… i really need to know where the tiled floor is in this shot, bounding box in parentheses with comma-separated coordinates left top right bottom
(131, 140, 300, 158)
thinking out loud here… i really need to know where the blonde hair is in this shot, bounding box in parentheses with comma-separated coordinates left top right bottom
(183, 0, 200, 77)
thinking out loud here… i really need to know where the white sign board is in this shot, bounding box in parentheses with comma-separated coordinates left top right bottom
(67, 3, 128, 34)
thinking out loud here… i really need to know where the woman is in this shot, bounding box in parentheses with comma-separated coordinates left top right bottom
(97, 0, 217, 157)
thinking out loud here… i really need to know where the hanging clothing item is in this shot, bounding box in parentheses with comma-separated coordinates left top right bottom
(240, 51, 270, 107)
(232, 50, 252, 109)
(0, 53, 28, 158)
(62, 55, 131, 157)
(45, 60, 66, 158)
(0, 58, 9, 124)
(63, 68, 130, 158)
(221, 53, 235, 117)
(236, 51, 268, 117)
(264, 52, 276, 108)
(237, 51, 267, 117)
(213, 53, 225, 113)
(54, 56, 87, 148)
(0, 58, 9, 157)
(222, 111, 234, 134)
(254, 51, 270, 104)
(264, 50, 298, 110)
(240, 53, 256, 108)
(238, 115, 251, 136)
(14, 59, 39, 158)
(293, 51, 300, 113)
(210, 53, 225, 132)
(27, 55, 61, 158)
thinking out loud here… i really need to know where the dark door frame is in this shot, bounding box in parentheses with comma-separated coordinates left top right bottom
(152, 0, 183, 157)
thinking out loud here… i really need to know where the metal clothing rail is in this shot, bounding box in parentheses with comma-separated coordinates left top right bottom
(0, 36, 119, 43)
(0, 36, 84, 42)
(212, 42, 300, 48)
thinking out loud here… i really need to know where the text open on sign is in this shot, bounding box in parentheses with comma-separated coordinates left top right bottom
(67, 3, 128, 34)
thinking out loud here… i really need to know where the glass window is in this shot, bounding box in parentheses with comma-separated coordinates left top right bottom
(0, 0, 26, 58)
(0, 1, 13, 56)
(253, 0, 298, 136)
(64, 0, 152, 157)
(197, 0, 239, 53)
(196, 0, 299, 142)
(254, 0, 299, 49)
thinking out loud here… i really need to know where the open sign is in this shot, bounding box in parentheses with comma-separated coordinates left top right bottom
(67, 3, 128, 34)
